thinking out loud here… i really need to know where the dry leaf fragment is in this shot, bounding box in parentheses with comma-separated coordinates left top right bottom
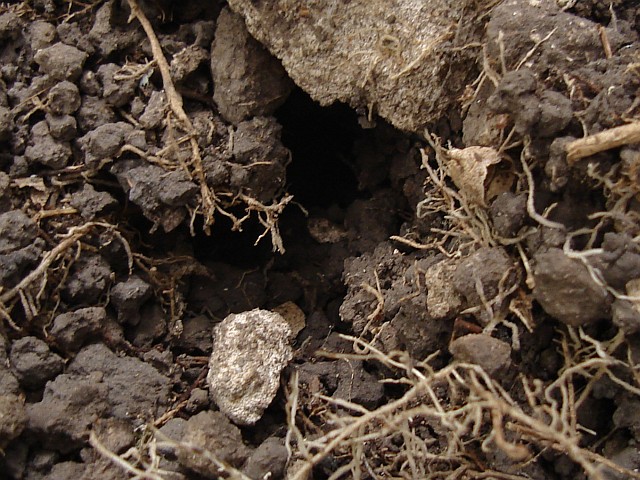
(446, 146, 513, 207)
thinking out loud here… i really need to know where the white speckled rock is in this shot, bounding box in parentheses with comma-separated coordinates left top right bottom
(207, 309, 293, 425)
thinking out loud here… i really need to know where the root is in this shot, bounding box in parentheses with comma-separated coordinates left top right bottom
(285, 334, 640, 479)
(126, 0, 217, 231)
(566, 121, 640, 164)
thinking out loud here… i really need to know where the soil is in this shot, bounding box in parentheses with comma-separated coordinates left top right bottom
(1, 0, 640, 479)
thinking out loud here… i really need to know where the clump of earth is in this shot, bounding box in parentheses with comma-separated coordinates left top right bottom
(1, 0, 640, 479)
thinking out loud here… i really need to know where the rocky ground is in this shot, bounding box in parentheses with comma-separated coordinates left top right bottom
(1, 0, 640, 479)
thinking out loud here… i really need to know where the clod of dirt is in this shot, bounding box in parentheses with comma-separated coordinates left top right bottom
(242, 437, 288, 480)
(334, 359, 385, 409)
(77, 121, 135, 169)
(9, 336, 64, 390)
(67, 343, 171, 421)
(62, 253, 113, 304)
(47, 80, 81, 115)
(272, 301, 306, 338)
(487, 69, 572, 137)
(111, 159, 198, 232)
(207, 308, 293, 425)
(211, 7, 292, 124)
(109, 275, 153, 325)
(612, 299, 640, 336)
(227, 0, 485, 133)
(49, 307, 106, 352)
(28, 20, 57, 51)
(27, 373, 110, 452)
(177, 410, 252, 475)
(452, 247, 517, 324)
(449, 333, 512, 377)
(0, 394, 27, 449)
(424, 259, 463, 319)
(45, 113, 77, 142)
(177, 314, 215, 353)
(230, 116, 290, 202)
(533, 248, 611, 326)
(24, 120, 72, 169)
(0, 209, 37, 254)
(69, 184, 117, 220)
(97, 63, 137, 107)
(490, 192, 527, 238)
(0, 11, 22, 41)
(33, 42, 88, 81)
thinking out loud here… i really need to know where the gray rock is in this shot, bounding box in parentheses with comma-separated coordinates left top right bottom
(211, 7, 292, 124)
(47, 80, 81, 115)
(68, 343, 171, 421)
(34, 42, 88, 81)
(10, 336, 64, 390)
(178, 411, 251, 475)
(533, 248, 611, 326)
(0, 210, 37, 254)
(227, 0, 483, 133)
(207, 308, 293, 425)
(25, 120, 72, 169)
(449, 334, 512, 377)
(0, 394, 27, 449)
(50, 307, 106, 352)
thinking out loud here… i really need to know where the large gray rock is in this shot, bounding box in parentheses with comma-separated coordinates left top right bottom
(227, 0, 485, 133)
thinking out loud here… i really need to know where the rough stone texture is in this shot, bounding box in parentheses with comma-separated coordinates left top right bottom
(452, 247, 517, 324)
(0, 394, 27, 449)
(178, 411, 251, 475)
(67, 343, 171, 421)
(49, 307, 106, 352)
(424, 259, 463, 319)
(227, 0, 484, 133)
(211, 7, 292, 124)
(33, 42, 88, 81)
(70, 184, 117, 220)
(242, 437, 288, 480)
(109, 275, 153, 325)
(47, 80, 81, 115)
(0, 209, 37, 254)
(0, 238, 45, 289)
(9, 336, 64, 390)
(27, 373, 110, 452)
(449, 334, 512, 377)
(533, 249, 611, 326)
(207, 308, 293, 425)
(25, 120, 72, 169)
(62, 253, 113, 304)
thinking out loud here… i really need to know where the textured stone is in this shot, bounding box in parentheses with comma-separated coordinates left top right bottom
(227, 0, 485, 133)
(207, 309, 293, 425)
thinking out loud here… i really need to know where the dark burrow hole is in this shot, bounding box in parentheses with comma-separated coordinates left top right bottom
(192, 88, 364, 266)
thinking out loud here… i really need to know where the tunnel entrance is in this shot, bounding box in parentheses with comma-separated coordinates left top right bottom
(276, 88, 361, 210)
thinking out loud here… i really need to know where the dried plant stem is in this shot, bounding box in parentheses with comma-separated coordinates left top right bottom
(566, 122, 640, 164)
(125, 0, 216, 229)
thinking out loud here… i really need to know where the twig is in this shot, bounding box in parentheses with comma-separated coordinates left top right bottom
(566, 122, 640, 164)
